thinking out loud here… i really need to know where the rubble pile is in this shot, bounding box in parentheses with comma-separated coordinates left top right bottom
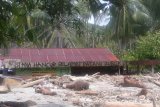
(0, 73, 160, 107)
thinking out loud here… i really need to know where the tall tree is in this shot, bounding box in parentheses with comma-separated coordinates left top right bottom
(104, 0, 151, 49)
(142, 0, 160, 31)
(11, 0, 88, 48)
(0, 0, 19, 48)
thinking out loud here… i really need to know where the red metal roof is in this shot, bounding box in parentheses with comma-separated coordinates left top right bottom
(0, 48, 119, 63)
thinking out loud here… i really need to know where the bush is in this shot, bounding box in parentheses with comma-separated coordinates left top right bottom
(134, 32, 160, 60)
(122, 31, 160, 61)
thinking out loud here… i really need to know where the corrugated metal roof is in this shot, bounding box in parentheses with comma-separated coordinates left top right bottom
(0, 48, 119, 63)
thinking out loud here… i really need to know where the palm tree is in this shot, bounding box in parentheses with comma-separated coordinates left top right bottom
(0, 0, 15, 48)
(0, 0, 155, 51)
(142, 0, 160, 31)
(10, 0, 89, 48)
(103, 0, 151, 50)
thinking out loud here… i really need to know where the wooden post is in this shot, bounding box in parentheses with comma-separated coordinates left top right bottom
(126, 62, 129, 74)
(118, 66, 121, 75)
(137, 65, 140, 74)
(151, 65, 155, 74)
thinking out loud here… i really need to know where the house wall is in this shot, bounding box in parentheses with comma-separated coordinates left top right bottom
(71, 66, 120, 76)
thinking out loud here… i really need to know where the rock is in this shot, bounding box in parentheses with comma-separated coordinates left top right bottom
(0, 85, 10, 93)
(64, 80, 89, 91)
(25, 100, 37, 106)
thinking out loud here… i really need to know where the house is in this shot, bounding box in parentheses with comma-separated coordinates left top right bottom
(0, 48, 121, 75)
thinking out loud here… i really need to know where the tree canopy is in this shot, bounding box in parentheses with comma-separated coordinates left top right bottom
(0, 0, 160, 60)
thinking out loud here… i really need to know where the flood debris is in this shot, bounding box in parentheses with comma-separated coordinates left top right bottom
(120, 76, 146, 88)
(75, 90, 98, 95)
(51, 75, 73, 87)
(35, 87, 57, 96)
(0, 76, 21, 88)
(103, 102, 153, 107)
(21, 78, 45, 88)
(0, 73, 160, 107)
(148, 79, 160, 87)
(64, 80, 89, 91)
(0, 85, 10, 93)
(137, 88, 148, 96)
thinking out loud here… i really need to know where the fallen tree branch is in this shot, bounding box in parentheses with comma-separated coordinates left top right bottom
(23, 75, 51, 83)
(76, 90, 98, 95)
(20, 79, 45, 88)
(65, 75, 92, 81)
(91, 72, 100, 77)
(148, 79, 160, 87)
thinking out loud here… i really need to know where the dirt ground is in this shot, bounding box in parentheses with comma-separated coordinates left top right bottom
(0, 73, 160, 107)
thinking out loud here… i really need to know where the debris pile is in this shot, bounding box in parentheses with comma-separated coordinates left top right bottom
(0, 73, 160, 107)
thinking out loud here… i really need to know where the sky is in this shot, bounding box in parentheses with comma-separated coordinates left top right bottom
(88, 0, 110, 26)
(88, 15, 110, 26)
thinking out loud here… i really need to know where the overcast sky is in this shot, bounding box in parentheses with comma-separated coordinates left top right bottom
(88, 15, 110, 26)
(88, 0, 110, 26)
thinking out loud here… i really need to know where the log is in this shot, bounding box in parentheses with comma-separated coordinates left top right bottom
(103, 102, 152, 107)
(149, 79, 160, 87)
(76, 90, 98, 95)
(64, 80, 89, 91)
(66, 75, 92, 81)
(24, 75, 51, 83)
(120, 76, 145, 88)
(91, 72, 100, 77)
(20, 79, 45, 88)
(32, 72, 55, 77)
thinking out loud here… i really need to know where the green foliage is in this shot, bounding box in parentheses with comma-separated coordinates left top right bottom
(0, 0, 160, 51)
(134, 32, 160, 60)
(121, 50, 137, 61)
(122, 31, 160, 61)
